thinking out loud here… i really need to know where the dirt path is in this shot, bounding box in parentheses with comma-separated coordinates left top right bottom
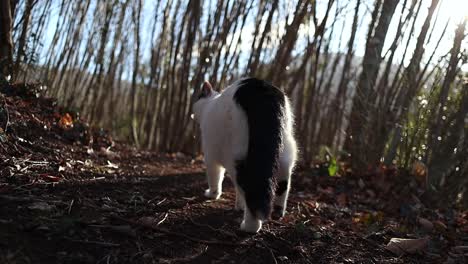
(0, 153, 404, 264)
(2, 149, 464, 264)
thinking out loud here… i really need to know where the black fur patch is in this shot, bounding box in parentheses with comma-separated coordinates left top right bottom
(275, 180, 288, 196)
(234, 78, 285, 220)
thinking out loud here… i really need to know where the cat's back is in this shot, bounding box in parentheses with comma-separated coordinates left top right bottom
(207, 80, 245, 120)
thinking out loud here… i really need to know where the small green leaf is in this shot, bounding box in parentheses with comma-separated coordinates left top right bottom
(328, 157, 338, 176)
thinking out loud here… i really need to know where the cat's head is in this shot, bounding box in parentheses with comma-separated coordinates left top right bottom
(192, 81, 217, 121)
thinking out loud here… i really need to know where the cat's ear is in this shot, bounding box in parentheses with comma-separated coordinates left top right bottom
(201, 81, 213, 97)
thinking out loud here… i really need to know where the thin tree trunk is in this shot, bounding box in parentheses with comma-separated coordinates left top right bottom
(384, 0, 440, 164)
(13, 0, 34, 78)
(0, 0, 13, 78)
(131, 0, 142, 147)
(345, 0, 400, 168)
(427, 19, 466, 167)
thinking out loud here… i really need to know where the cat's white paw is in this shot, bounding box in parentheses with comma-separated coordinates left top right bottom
(240, 219, 262, 233)
(204, 189, 221, 200)
(272, 205, 286, 220)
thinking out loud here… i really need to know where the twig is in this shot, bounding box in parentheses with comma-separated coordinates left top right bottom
(88, 224, 137, 237)
(2, 96, 9, 133)
(112, 215, 241, 247)
(68, 199, 74, 215)
(0, 195, 68, 205)
(156, 198, 167, 205)
(188, 217, 237, 238)
(156, 212, 168, 226)
(264, 231, 293, 247)
(158, 245, 209, 263)
(261, 241, 278, 264)
(65, 238, 120, 247)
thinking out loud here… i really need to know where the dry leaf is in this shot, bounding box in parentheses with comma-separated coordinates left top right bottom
(417, 217, 434, 231)
(358, 178, 365, 189)
(336, 193, 347, 207)
(29, 202, 55, 212)
(411, 160, 428, 187)
(453, 246, 468, 253)
(138, 216, 157, 226)
(107, 225, 136, 237)
(433, 220, 447, 231)
(86, 148, 95, 155)
(385, 237, 430, 255)
(106, 160, 119, 169)
(39, 174, 62, 182)
(352, 211, 384, 226)
(101, 147, 119, 159)
(59, 113, 74, 129)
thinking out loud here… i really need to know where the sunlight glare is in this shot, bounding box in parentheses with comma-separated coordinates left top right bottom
(439, 0, 468, 24)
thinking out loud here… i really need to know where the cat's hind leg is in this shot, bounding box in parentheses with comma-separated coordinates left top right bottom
(234, 184, 246, 210)
(273, 136, 297, 219)
(234, 166, 262, 233)
(204, 161, 225, 200)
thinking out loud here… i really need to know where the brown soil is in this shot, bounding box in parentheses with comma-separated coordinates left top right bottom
(0, 83, 467, 264)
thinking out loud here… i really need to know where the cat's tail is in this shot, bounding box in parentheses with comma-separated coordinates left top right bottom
(234, 78, 286, 220)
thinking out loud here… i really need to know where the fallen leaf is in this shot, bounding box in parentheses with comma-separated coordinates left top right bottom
(59, 113, 74, 129)
(317, 186, 334, 195)
(38, 174, 62, 182)
(417, 217, 434, 231)
(358, 178, 365, 189)
(433, 220, 447, 231)
(138, 216, 157, 226)
(106, 161, 119, 169)
(107, 225, 136, 237)
(86, 148, 95, 155)
(453, 246, 468, 253)
(352, 211, 384, 226)
(101, 147, 119, 159)
(385, 237, 430, 255)
(328, 157, 338, 176)
(411, 160, 428, 187)
(336, 193, 347, 207)
(29, 202, 55, 212)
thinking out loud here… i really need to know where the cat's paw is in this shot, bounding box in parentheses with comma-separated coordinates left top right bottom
(271, 205, 285, 220)
(240, 219, 262, 233)
(204, 189, 221, 200)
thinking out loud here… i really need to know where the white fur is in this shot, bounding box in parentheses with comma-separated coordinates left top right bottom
(193, 81, 297, 233)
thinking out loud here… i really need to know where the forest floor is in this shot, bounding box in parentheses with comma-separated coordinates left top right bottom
(0, 83, 467, 264)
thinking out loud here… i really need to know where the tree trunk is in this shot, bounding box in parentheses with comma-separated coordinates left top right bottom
(427, 20, 466, 187)
(429, 81, 468, 191)
(0, 0, 13, 79)
(427, 19, 466, 163)
(345, 0, 400, 169)
(13, 0, 34, 78)
(325, 0, 361, 147)
(384, 0, 440, 165)
(131, 0, 142, 147)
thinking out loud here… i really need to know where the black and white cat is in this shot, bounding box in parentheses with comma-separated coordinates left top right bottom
(192, 78, 297, 233)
